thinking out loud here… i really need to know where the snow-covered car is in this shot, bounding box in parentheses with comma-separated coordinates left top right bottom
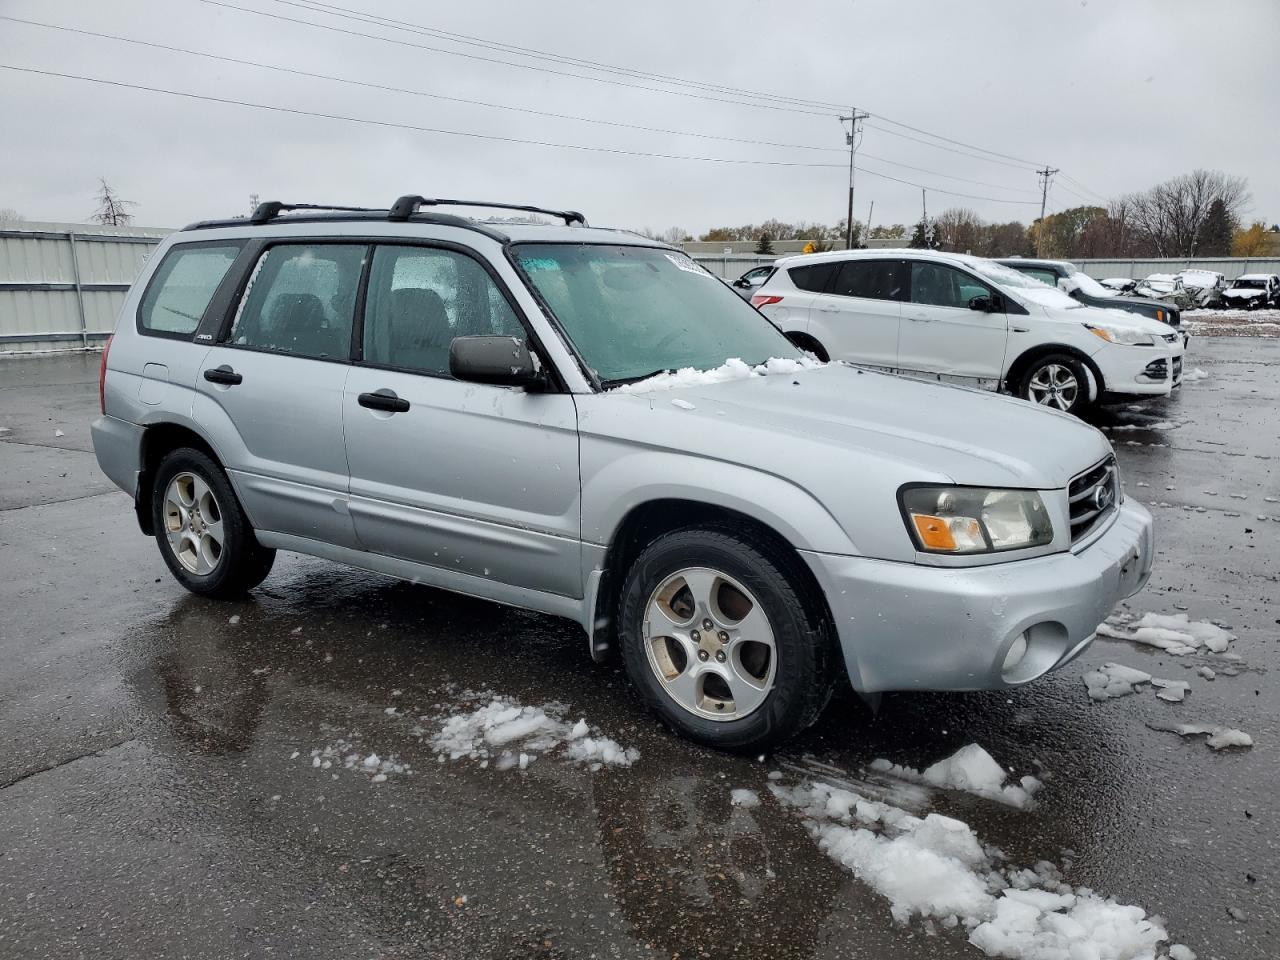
(1221, 273, 1279, 309)
(996, 258, 1182, 331)
(752, 249, 1184, 417)
(1175, 269, 1227, 309)
(1098, 278, 1138, 294)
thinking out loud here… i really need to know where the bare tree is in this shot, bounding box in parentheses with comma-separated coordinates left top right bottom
(91, 178, 137, 226)
(933, 208, 984, 254)
(0, 207, 24, 224)
(1124, 169, 1249, 258)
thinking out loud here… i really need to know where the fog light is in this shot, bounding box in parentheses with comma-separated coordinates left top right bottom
(1002, 633, 1029, 674)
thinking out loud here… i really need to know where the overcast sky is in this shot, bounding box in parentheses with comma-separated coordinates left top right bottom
(2, 0, 1278, 234)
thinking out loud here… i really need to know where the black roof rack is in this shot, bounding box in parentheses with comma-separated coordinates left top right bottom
(387, 195, 587, 226)
(249, 201, 382, 225)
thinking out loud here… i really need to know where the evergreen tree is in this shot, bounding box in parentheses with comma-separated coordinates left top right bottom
(908, 218, 938, 249)
(754, 232, 775, 255)
(1194, 198, 1236, 257)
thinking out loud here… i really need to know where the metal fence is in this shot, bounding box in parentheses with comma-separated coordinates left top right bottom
(0, 221, 169, 354)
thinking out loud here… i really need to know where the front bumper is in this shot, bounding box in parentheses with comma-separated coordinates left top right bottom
(802, 500, 1154, 693)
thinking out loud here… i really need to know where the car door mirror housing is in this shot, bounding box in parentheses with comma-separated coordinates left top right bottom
(967, 295, 994, 312)
(450, 336, 545, 389)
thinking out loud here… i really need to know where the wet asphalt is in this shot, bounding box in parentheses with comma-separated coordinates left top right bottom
(0, 341, 1277, 960)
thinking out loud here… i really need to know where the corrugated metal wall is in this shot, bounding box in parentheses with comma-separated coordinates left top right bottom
(0, 222, 169, 354)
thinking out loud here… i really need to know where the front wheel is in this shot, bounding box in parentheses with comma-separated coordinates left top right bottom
(617, 525, 834, 751)
(1017, 353, 1091, 416)
(152, 447, 276, 598)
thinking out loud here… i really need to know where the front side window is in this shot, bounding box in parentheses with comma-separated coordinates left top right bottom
(1017, 267, 1059, 287)
(362, 245, 525, 375)
(830, 260, 906, 301)
(229, 244, 365, 360)
(138, 242, 243, 335)
(910, 262, 993, 308)
(514, 244, 799, 385)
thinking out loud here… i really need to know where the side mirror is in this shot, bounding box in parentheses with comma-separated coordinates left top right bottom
(732, 278, 749, 288)
(967, 295, 994, 312)
(450, 336, 545, 389)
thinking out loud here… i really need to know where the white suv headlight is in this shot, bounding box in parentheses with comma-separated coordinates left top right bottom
(1085, 323, 1156, 346)
(900, 486, 1054, 554)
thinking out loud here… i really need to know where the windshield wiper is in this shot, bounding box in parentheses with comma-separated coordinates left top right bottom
(599, 368, 672, 389)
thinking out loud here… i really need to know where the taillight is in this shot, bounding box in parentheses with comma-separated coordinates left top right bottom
(751, 294, 783, 308)
(98, 335, 112, 414)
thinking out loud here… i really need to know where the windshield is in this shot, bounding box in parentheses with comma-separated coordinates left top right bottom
(1232, 278, 1267, 290)
(970, 258, 1082, 309)
(1069, 271, 1114, 297)
(513, 244, 800, 384)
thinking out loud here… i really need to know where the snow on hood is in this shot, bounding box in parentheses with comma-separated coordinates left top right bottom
(1008, 285, 1083, 310)
(1223, 288, 1266, 298)
(612, 356, 824, 393)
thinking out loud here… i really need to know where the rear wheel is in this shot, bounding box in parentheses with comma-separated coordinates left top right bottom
(617, 525, 833, 751)
(1018, 353, 1091, 416)
(152, 447, 275, 598)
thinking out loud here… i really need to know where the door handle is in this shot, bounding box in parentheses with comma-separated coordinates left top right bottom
(203, 365, 242, 385)
(357, 389, 410, 413)
(907, 314, 935, 323)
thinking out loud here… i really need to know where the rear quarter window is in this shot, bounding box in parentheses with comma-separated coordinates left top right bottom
(137, 241, 244, 337)
(788, 261, 839, 292)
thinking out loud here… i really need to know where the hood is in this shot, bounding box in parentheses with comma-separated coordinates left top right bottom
(588, 365, 1111, 490)
(1067, 303, 1178, 336)
(1224, 288, 1266, 298)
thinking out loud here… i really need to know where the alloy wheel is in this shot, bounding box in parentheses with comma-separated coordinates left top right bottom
(1026, 363, 1079, 411)
(163, 472, 224, 575)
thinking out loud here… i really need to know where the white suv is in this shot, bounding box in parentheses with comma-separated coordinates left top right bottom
(752, 249, 1184, 416)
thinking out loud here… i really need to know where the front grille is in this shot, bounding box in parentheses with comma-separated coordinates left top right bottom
(1172, 356, 1183, 382)
(1069, 457, 1119, 544)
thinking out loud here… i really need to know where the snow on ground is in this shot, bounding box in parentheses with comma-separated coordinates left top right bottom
(1098, 612, 1234, 655)
(1182, 307, 1280, 338)
(305, 737, 412, 782)
(770, 779, 1174, 958)
(870, 743, 1041, 810)
(430, 697, 639, 770)
(613, 356, 824, 393)
(730, 788, 761, 808)
(1166, 723, 1254, 751)
(1083, 663, 1192, 703)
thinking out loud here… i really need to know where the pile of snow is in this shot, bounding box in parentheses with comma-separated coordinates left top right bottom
(613, 356, 825, 393)
(871, 743, 1041, 811)
(1152, 679, 1190, 703)
(730, 788, 761, 808)
(1182, 367, 1209, 382)
(1083, 662, 1152, 701)
(306, 738, 411, 782)
(1098, 612, 1234, 655)
(1170, 723, 1253, 751)
(771, 779, 1173, 957)
(430, 698, 638, 770)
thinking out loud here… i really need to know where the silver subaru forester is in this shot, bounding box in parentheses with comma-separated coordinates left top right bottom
(91, 196, 1154, 750)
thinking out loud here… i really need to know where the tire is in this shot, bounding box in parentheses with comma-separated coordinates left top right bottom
(785, 332, 829, 362)
(1017, 353, 1091, 416)
(617, 524, 834, 751)
(151, 447, 275, 598)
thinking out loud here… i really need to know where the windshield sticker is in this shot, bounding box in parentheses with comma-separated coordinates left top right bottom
(664, 253, 714, 278)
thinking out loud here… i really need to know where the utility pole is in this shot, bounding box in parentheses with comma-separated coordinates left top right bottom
(920, 187, 930, 247)
(864, 200, 874, 243)
(840, 107, 869, 249)
(1036, 166, 1059, 257)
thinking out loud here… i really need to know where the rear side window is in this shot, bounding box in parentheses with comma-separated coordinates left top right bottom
(1017, 267, 1059, 287)
(361, 245, 525, 375)
(830, 260, 906, 301)
(788, 261, 838, 292)
(137, 242, 243, 336)
(228, 244, 366, 361)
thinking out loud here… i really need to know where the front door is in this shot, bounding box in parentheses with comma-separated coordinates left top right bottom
(806, 259, 906, 370)
(897, 261, 1009, 384)
(194, 241, 366, 548)
(342, 243, 582, 599)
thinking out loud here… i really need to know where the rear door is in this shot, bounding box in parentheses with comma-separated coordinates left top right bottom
(754, 260, 836, 334)
(807, 259, 906, 369)
(897, 261, 1008, 384)
(193, 240, 365, 548)
(342, 242, 581, 599)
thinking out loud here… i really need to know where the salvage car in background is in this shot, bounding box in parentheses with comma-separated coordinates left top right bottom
(1099, 277, 1138, 293)
(728, 265, 774, 299)
(752, 249, 1184, 417)
(1133, 271, 1226, 310)
(996, 258, 1182, 331)
(1221, 273, 1279, 309)
(91, 196, 1155, 751)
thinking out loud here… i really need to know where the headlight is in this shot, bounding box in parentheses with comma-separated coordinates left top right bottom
(900, 486, 1054, 554)
(1084, 323, 1156, 346)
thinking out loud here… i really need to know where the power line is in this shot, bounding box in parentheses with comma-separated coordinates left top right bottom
(863, 112, 1045, 169)
(863, 124, 1041, 173)
(1058, 171, 1110, 204)
(0, 63, 1043, 206)
(276, 0, 853, 113)
(200, 0, 839, 118)
(0, 15, 1044, 199)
